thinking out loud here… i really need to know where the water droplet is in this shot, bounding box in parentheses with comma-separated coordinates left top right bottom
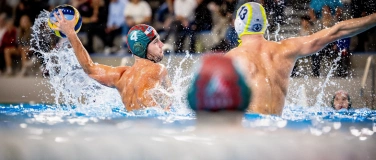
(333, 122, 341, 130)
(359, 136, 367, 141)
(55, 137, 68, 143)
(20, 123, 27, 128)
(350, 127, 361, 136)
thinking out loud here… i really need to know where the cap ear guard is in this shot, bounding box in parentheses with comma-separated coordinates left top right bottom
(234, 2, 268, 38)
(126, 24, 158, 59)
(127, 30, 149, 58)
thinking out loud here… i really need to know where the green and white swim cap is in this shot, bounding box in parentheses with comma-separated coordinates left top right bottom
(126, 24, 158, 58)
(234, 2, 268, 38)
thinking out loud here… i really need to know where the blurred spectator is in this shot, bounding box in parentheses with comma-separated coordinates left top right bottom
(351, 0, 376, 52)
(73, 0, 94, 49)
(49, 0, 70, 9)
(299, 15, 314, 36)
(262, 0, 285, 31)
(291, 15, 314, 77)
(309, 0, 343, 24)
(351, 0, 376, 18)
(208, 1, 229, 45)
(2, 17, 18, 75)
(16, 15, 34, 76)
(321, 5, 336, 28)
(0, 13, 7, 73)
(340, 0, 352, 20)
(332, 90, 351, 110)
(172, 0, 197, 53)
(73, 0, 108, 54)
(154, 0, 173, 36)
(334, 38, 351, 77)
(14, 0, 50, 27)
(104, 0, 127, 54)
(310, 4, 340, 77)
(122, 0, 152, 50)
(3, 15, 35, 76)
(124, 0, 151, 27)
(0, 0, 13, 17)
(190, 0, 212, 53)
(208, 0, 237, 52)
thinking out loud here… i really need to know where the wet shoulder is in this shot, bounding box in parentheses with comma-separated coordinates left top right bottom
(225, 47, 247, 57)
(137, 61, 166, 78)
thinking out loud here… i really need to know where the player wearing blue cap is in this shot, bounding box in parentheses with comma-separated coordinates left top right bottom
(51, 10, 171, 111)
(226, 2, 376, 115)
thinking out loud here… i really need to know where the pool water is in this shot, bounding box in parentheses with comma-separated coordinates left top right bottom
(1, 103, 375, 134)
(0, 103, 375, 159)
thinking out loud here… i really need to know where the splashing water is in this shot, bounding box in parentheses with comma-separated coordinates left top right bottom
(24, 10, 374, 127)
(29, 11, 195, 119)
(30, 11, 124, 117)
(155, 51, 197, 115)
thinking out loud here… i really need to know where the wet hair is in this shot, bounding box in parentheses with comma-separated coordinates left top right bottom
(331, 93, 352, 109)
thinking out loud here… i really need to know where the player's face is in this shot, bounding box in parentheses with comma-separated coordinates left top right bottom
(147, 36, 164, 63)
(333, 93, 349, 110)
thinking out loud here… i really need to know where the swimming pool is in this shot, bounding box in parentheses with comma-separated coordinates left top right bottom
(1, 11, 375, 159)
(0, 103, 375, 159)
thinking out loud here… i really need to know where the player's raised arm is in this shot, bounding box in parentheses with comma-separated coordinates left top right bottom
(52, 8, 127, 87)
(283, 13, 376, 58)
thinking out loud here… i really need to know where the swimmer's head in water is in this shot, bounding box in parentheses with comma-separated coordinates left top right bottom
(331, 90, 352, 110)
(127, 24, 158, 58)
(187, 54, 251, 112)
(234, 2, 268, 38)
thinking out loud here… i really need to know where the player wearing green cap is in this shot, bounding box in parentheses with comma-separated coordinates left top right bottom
(51, 9, 171, 111)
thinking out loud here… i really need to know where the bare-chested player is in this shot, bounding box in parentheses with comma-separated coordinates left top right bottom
(52, 10, 171, 111)
(225, 2, 376, 115)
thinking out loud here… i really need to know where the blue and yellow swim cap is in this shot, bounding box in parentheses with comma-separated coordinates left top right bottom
(234, 2, 268, 38)
(187, 54, 251, 112)
(127, 24, 158, 58)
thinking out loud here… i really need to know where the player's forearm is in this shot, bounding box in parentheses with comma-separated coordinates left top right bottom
(333, 13, 376, 39)
(66, 32, 95, 73)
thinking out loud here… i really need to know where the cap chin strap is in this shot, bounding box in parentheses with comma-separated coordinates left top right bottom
(144, 35, 158, 63)
(145, 52, 157, 63)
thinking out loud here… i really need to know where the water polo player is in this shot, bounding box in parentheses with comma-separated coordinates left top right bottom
(225, 2, 376, 115)
(187, 54, 251, 129)
(332, 90, 352, 110)
(51, 9, 171, 111)
(187, 54, 251, 112)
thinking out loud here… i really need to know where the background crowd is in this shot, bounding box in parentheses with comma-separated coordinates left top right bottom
(0, 0, 375, 77)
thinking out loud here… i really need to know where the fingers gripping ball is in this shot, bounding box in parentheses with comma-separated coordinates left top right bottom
(48, 4, 82, 38)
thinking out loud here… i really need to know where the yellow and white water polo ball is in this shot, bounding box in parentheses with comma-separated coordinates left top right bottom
(47, 4, 82, 38)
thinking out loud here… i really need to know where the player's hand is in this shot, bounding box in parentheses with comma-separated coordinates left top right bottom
(52, 9, 77, 36)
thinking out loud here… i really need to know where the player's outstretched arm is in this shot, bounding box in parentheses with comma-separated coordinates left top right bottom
(283, 13, 376, 58)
